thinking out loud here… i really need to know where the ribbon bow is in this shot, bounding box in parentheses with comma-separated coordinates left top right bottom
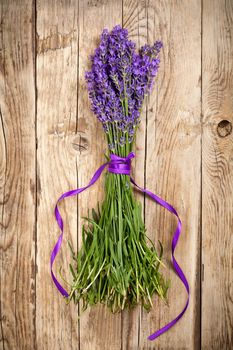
(108, 151, 135, 175)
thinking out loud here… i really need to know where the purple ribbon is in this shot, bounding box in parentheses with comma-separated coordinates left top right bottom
(51, 152, 189, 341)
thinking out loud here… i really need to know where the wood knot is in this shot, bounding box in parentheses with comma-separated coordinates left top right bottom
(37, 29, 76, 54)
(217, 120, 232, 138)
(87, 0, 107, 6)
(72, 134, 89, 153)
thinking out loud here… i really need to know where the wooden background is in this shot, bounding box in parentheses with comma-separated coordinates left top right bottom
(0, 0, 232, 349)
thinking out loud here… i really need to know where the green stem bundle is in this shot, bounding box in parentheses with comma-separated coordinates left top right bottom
(67, 128, 170, 313)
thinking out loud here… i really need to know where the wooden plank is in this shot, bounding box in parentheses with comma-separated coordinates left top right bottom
(140, 1, 202, 348)
(36, 1, 79, 349)
(122, 1, 148, 349)
(2, 1, 233, 348)
(202, 0, 233, 348)
(0, 1, 36, 349)
(77, 2, 122, 349)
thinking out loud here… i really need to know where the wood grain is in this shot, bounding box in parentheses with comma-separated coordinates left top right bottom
(0, 0, 232, 349)
(36, 1, 79, 349)
(202, 0, 233, 348)
(0, 1, 36, 349)
(140, 1, 202, 349)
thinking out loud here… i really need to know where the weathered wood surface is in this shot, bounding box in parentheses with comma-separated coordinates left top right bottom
(142, 2, 201, 349)
(0, 1, 232, 349)
(202, 0, 233, 348)
(36, 1, 79, 349)
(0, 1, 36, 349)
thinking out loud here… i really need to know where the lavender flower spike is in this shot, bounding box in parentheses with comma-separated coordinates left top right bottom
(85, 25, 162, 150)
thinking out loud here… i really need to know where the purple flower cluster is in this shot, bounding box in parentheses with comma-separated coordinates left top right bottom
(85, 25, 162, 150)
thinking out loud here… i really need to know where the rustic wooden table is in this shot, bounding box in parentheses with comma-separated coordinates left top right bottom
(0, 1, 232, 349)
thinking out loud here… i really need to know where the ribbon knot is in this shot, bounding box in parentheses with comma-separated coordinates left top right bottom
(108, 151, 135, 175)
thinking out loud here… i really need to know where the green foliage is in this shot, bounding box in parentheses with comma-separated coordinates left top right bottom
(67, 169, 170, 313)
(65, 124, 170, 313)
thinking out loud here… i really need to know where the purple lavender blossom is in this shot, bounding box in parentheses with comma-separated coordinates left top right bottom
(85, 25, 162, 150)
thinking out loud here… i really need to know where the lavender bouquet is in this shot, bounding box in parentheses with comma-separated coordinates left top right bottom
(64, 25, 169, 313)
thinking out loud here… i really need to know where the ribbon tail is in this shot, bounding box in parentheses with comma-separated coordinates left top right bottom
(50, 162, 109, 298)
(130, 177, 190, 341)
